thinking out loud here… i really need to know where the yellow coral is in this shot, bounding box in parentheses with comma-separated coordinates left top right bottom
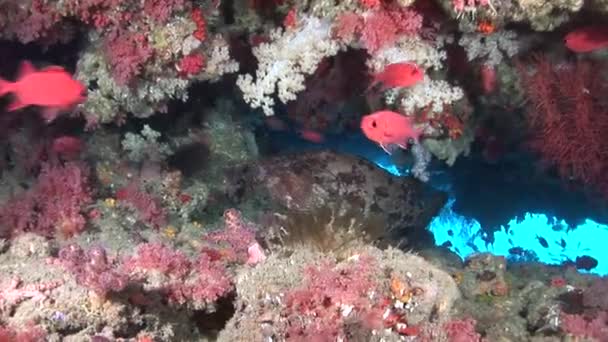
(104, 198, 116, 208)
(163, 226, 178, 239)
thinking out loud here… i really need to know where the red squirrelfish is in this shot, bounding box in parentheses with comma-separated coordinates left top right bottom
(298, 129, 325, 143)
(360, 110, 421, 154)
(564, 25, 608, 53)
(51, 136, 83, 159)
(368, 62, 424, 91)
(0, 61, 87, 122)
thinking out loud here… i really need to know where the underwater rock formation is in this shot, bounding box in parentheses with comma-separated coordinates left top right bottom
(231, 150, 447, 244)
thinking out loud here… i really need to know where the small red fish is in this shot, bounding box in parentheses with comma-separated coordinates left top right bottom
(564, 25, 608, 53)
(298, 129, 325, 143)
(480, 64, 497, 94)
(0, 61, 87, 122)
(264, 116, 288, 131)
(368, 62, 424, 91)
(360, 110, 421, 154)
(51, 136, 83, 159)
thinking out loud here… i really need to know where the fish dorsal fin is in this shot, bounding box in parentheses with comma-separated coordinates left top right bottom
(16, 61, 36, 79)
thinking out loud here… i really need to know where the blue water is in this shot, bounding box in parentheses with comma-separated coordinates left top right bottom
(270, 130, 608, 276)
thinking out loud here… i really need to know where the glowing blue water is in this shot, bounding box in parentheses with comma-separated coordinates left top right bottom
(428, 198, 608, 275)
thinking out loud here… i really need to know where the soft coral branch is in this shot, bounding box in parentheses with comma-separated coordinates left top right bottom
(517, 55, 608, 196)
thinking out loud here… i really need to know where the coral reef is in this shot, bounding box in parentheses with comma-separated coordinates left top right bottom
(0, 0, 607, 340)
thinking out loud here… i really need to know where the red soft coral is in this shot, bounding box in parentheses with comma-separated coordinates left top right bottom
(517, 55, 608, 196)
(177, 53, 205, 77)
(359, 0, 382, 8)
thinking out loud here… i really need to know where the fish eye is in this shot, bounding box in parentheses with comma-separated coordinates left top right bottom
(372, 120, 377, 128)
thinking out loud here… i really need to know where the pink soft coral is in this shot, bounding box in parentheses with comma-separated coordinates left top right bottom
(0, 324, 46, 342)
(104, 29, 154, 85)
(335, 6, 422, 53)
(57, 244, 129, 298)
(283, 255, 381, 339)
(115, 183, 167, 228)
(517, 55, 608, 196)
(203, 208, 258, 263)
(123, 243, 192, 279)
(0, 162, 92, 238)
(143, 0, 185, 23)
(561, 311, 608, 340)
(443, 318, 483, 342)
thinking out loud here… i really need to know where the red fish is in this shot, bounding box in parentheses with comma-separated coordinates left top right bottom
(51, 136, 83, 159)
(360, 110, 421, 154)
(480, 64, 497, 94)
(298, 129, 324, 143)
(0, 61, 87, 122)
(564, 25, 608, 53)
(368, 62, 424, 91)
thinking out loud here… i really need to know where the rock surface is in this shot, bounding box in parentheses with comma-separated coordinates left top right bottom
(231, 150, 447, 242)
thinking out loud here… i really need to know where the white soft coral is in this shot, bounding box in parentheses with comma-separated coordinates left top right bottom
(236, 16, 342, 116)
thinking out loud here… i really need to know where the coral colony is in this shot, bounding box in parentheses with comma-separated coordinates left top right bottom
(0, 0, 607, 341)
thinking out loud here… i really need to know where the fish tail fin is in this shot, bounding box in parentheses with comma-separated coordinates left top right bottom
(364, 80, 376, 93)
(0, 78, 13, 97)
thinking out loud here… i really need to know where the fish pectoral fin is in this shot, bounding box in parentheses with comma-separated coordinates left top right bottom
(41, 107, 62, 122)
(380, 143, 393, 155)
(17, 61, 36, 79)
(7, 98, 27, 111)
